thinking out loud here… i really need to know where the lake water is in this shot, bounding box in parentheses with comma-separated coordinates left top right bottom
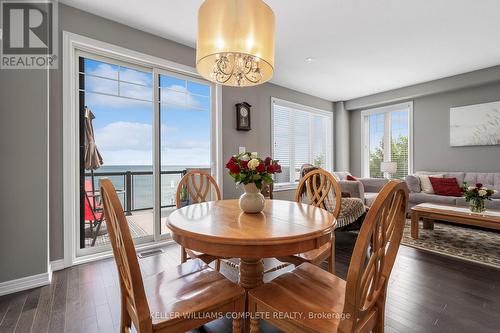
(86, 165, 209, 210)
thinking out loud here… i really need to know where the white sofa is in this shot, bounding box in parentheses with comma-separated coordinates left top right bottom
(407, 171, 500, 210)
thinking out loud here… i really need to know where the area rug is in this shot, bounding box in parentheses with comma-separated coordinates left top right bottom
(401, 220, 500, 269)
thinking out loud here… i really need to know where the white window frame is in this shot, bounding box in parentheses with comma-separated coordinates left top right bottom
(62, 32, 223, 267)
(271, 97, 334, 191)
(360, 101, 413, 178)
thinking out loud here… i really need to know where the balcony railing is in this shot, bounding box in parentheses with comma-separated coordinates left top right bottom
(84, 169, 187, 215)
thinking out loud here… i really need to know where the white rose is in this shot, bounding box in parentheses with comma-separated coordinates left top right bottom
(493, 190, 498, 195)
(478, 189, 487, 196)
(248, 159, 260, 170)
(250, 152, 258, 159)
(468, 186, 475, 190)
(240, 154, 250, 161)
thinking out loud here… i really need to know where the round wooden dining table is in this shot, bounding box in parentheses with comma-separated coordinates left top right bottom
(167, 199, 336, 291)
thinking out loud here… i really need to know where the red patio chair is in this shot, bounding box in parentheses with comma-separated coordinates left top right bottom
(84, 179, 105, 246)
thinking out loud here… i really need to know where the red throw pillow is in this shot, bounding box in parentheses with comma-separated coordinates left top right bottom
(428, 177, 462, 197)
(346, 175, 357, 181)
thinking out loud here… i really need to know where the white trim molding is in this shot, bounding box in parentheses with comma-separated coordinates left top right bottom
(0, 272, 51, 297)
(0, 260, 71, 296)
(50, 259, 66, 272)
(360, 101, 414, 178)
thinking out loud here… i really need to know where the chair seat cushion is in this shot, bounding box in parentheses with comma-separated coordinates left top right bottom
(249, 263, 346, 333)
(337, 198, 366, 228)
(144, 259, 244, 328)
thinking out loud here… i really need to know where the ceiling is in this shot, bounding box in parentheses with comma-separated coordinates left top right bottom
(61, 0, 500, 101)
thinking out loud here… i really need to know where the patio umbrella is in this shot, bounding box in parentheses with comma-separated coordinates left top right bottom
(83, 107, 103, 207)
(84, 107, 103, 171)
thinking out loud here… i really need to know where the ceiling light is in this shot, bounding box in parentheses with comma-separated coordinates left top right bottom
(196, 0, 275, 87)
(305, 57, 315, 62)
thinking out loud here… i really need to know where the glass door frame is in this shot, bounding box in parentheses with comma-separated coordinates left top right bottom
(76, 50, 158, 257)
(63, 31, 222, 266)
(154, 68, 218, 237)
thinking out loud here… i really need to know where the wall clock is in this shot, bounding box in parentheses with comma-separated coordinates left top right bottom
(236, 102, 251, 131)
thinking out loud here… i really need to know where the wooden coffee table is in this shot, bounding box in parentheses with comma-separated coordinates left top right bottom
(411, 203, 500, 239)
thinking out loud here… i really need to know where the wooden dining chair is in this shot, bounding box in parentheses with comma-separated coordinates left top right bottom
(261, 182, 273, 199)
(100, 178, 245, 333)
(248, 180, 408, 333)
(176, 170, 222, 269)
(275, 167, 341, 274)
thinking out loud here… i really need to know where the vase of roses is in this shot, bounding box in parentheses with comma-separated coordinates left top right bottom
(226, 152, 282, 213)
(461, 182, 497, 213)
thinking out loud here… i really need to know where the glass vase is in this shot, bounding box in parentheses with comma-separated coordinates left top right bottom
(469, 198, 486, 213)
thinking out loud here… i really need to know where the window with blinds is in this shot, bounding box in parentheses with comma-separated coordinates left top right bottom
(272, 98, 333, 188)
(361, 102, 412, 179)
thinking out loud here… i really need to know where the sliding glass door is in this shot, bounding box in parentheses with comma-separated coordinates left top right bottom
(77, 51, 215, 256)
(158, 71, 213, 235)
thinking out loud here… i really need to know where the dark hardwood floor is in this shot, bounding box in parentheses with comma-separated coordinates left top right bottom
(1, 231, 499, 333)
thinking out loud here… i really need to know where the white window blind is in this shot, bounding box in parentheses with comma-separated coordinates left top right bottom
(361, 102, 413, 179)
(272, 98, 333, 188)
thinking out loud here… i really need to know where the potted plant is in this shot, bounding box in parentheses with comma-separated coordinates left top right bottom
(226, 152, 282, 213)
(461, 182, 497, 213)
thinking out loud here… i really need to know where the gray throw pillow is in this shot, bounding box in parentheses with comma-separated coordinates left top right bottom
(405, 175, 421, 193)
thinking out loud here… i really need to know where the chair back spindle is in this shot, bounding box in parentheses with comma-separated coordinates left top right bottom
(339, 180, 408, 333)
(176, 170, 221, 208)
(295, 167, 342, 218)
(100, 179, 151, 331)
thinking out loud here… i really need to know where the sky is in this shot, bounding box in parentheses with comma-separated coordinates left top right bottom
(83, 58, 211, 166)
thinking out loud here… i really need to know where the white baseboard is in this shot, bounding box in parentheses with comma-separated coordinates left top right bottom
(50, 259, 66, 272)
(0, 260, 67, 296)
(0, 271, 51, 296)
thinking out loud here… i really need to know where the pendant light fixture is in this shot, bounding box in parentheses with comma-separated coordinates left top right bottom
(196, 0, 275, 87)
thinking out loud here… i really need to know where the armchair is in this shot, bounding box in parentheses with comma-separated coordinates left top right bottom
(336, 175, 389, 207)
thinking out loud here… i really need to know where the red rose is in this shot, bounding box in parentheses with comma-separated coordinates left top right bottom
(225, 156, 237, 169)
(240, 160, 249, 169)
(256, 163, 266, 172)
(275, 164, 282, 173)
(228, 164, 241, 174)
(268, 163, 280, 173)
(264, 157, 272, 166)
(476, 183, 483, 189)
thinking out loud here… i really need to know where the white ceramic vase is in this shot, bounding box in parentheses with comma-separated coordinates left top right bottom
(239, 183, 266, 213)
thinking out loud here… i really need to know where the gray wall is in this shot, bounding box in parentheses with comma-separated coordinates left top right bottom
(0, 69, 49, 282)
(348, 76, 500, 177)
(222, 84, 334, 200)
(48, 4, 333, 261)
(334, 101, 349, 172)
(49, 4, 195, 261)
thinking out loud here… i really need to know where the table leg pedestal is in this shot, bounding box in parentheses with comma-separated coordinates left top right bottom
(239, 259, 264, 333)
(239, 259, 264, 290)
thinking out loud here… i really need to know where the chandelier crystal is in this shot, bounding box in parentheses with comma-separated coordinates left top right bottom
(196, 0, 275, 87)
